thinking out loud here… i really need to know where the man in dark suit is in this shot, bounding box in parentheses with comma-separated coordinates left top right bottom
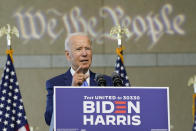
(44, 32, 113, 125)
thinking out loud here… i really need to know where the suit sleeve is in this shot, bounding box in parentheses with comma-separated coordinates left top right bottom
(44, 80, 54, 126)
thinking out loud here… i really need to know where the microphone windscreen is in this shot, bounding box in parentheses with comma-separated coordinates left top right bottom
(112, 72, 119, 79)
(112, 72, 123, 86)
(95, 73, 106, 86)
(95, 73, 102, 81)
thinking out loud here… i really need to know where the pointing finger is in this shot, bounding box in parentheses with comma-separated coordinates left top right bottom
(84, 74, 89, 80)
(75, 65, 83, 74)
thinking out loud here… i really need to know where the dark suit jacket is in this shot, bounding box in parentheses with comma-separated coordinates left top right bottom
(44, 68, 113, 125)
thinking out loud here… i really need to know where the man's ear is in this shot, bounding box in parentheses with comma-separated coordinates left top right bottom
(65, 51, 70, 61)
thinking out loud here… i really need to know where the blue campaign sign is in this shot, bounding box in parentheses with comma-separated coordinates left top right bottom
(54, 87, 170, 131)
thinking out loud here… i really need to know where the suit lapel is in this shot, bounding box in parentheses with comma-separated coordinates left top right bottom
(90, 70, 97, 86)
(64, 68, 73, 86)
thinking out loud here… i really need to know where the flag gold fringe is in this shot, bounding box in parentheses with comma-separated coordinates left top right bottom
(116, 46, 125, 63)
(6, 49, 14, 63)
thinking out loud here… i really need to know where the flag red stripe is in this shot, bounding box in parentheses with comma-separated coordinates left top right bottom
(25, 124, 30, 131)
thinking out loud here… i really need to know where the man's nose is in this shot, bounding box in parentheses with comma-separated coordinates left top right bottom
(81, 49, 87, 56)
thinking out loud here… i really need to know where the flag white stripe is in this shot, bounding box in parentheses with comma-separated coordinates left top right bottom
(18, 126, 28, 131)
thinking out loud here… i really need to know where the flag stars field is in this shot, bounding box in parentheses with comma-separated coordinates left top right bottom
(7, 61, 10, 65)
(0, 110, 3, 115)
(1, 97, 5, 101)
(0, 54, 30, 130)
(4, 120, 8, 125)
(2, 89, 6, 94)
(121, 66, 124, 70)
(13, 103, 17, 107)
(15, 88, 19, 93)
(6, 68, 9, 73)
(0, 103, 4, 108)
(13, 95, 18, 100)
(10, 78, 14, 83)
(6, 106, 10, 111)
(5, 75, 9, 80)
(18, 112, 22, 117)
(19, 105, 23, 110)
(3, 83, 7, 87)
(5, 113, 9, 118)
(12, 109, 16, 114)
(17, 119, 21, 124)
(11, 71, 15, 76)
(8, 93, 12, 97)
(115, 48, 131, 87)
(10, 123, 14, 128)
(11, 116, 15, 121)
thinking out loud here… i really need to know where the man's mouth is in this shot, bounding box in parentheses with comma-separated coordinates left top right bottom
(80, 60, 89, 63)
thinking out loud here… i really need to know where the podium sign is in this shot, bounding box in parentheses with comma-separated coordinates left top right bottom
(54, 87, 170, 131)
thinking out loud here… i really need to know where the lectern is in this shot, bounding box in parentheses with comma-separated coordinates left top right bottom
(53, 87, 170, 131)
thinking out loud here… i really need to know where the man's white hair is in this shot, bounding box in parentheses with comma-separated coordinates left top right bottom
(64, 32, 90, 51)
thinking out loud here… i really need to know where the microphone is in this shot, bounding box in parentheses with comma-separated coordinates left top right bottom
(112, 72, 123, 86)
(95, 74, 106, 86)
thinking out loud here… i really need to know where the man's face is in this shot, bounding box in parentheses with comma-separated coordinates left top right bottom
(65, 35, 92, 72)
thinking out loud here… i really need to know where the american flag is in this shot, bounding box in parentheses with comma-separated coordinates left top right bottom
(115, 47, 131, 87)
(193, 94, 196, 131)
(0, 54, 30, 131)
(193, 116, 196, 130)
